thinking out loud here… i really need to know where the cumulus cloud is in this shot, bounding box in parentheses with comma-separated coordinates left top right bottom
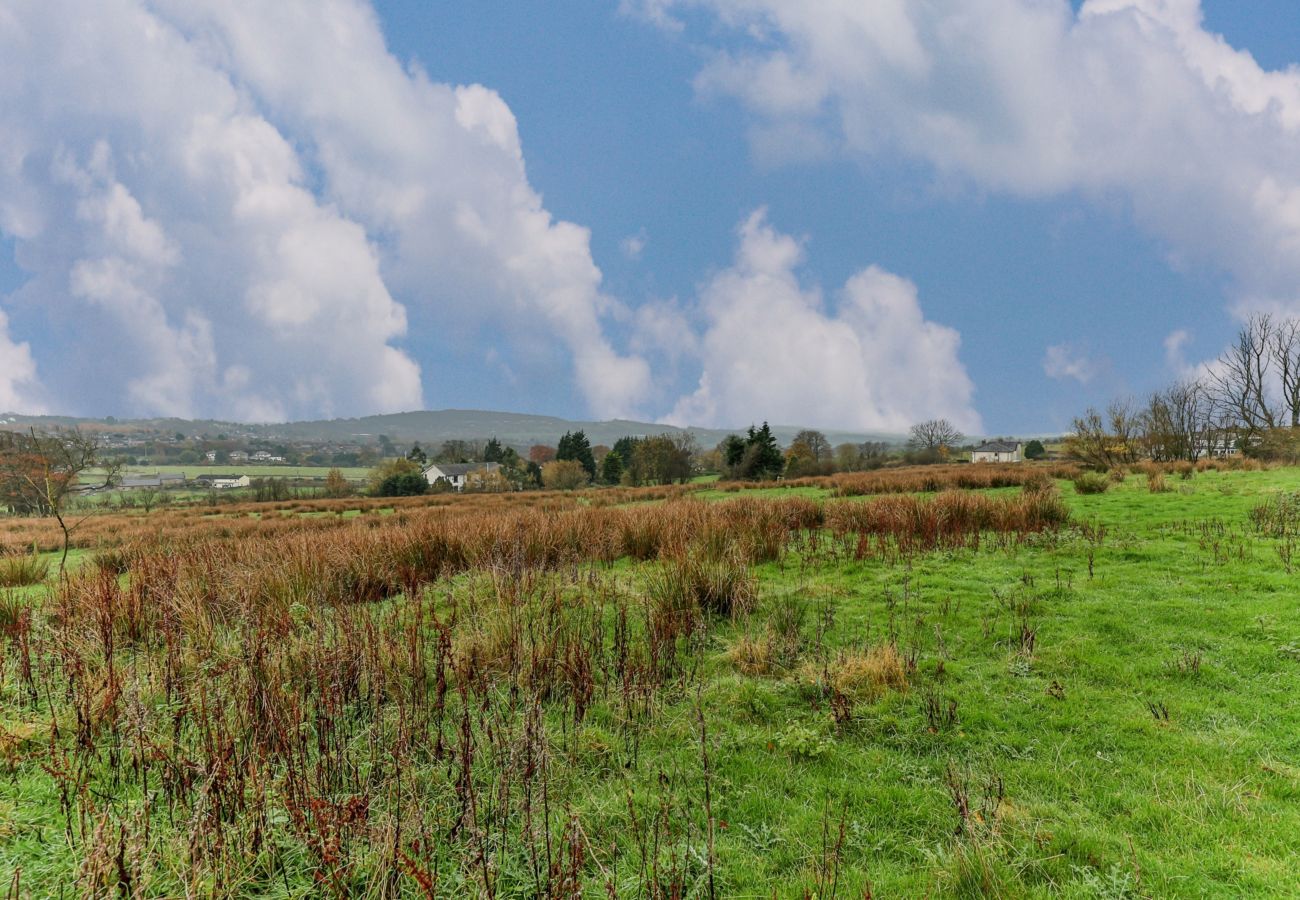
(635, 0, 1300, 316)
(0, 0, 649, 420)
(666, 210, 980, 433)
(1043, 343, 1102, 384)
(0, 309, 40, 412)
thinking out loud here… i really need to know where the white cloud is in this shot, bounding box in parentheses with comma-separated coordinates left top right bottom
(666, 210, 980, 432)
(641, 0, 1300, 317)
(0, 309, 41, 412)
(1043, 343, 1101, 384)
(621, 229, 648, 260)
(0, 0, 649, 420)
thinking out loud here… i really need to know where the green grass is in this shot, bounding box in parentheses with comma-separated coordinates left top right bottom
(2, 468, 1299, 895)
(86, 464, 371, 480)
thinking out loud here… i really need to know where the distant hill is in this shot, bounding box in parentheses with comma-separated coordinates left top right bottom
(0, 408, 905, 449)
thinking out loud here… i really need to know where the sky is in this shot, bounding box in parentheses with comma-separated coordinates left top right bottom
(3, 1, 1300, 435)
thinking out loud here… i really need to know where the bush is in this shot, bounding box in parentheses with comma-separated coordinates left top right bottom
(375, 471, 429, 497)
(1073, 472, 1111, 495)
(541, 459, 590, 491)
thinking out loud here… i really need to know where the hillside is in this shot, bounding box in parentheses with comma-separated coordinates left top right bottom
(0, 408, 905, 449)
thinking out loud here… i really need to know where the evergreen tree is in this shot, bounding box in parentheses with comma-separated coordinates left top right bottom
(742, 422, 784, 480)
(406, 442, 428, 465)
(719, 434, 746, 471)
(483, 437, 504, 463)
(601, 450, 624, 485)
(556, 430, 596, 479)
(612, 436, 640, 464)
(1024, 439, 1047, 460)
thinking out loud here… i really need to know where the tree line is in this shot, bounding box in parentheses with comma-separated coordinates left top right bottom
(1067, 313, 1300, 467)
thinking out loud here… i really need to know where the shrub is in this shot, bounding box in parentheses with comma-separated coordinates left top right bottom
(1146, 471, 1171, 493)
(1073, 472, 1111, 495)
(375, 471, 428, 497)
(541, 459, 590, 491)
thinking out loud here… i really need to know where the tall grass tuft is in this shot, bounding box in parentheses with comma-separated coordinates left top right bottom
(1072, 472, 1111, 495)
(0, 551, 49, 587)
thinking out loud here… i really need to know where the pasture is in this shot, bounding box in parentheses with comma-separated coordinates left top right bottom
(1, 464, 1298, 896)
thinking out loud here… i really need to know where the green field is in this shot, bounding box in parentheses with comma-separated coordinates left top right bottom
(2, 468, 1299, 895)
(107, 464, 372, 480)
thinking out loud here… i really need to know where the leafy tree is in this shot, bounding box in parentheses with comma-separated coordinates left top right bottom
(541, 459, 589, 491)
(833, 441, 890, 472)
(601, 450, 625, 485)
(324, 467, 352, 498)
(630, 434, 695, 484)
(785, 429, 834, 477)
(556, 430, 597, 479)
(529, 445, 557, 464)
(376, 471, 429, 497)
(437, 440, 475, 463)
(792, 429, 832, 463)
(366, 457, 423, 495)
(1023, 439, 1047, 460)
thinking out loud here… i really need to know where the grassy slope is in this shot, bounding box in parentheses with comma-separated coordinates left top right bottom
(2, 470, 1299, 895)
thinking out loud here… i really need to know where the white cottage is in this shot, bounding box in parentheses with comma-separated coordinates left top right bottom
(971, 441, 1023, 464)
(423, 462, 502, 492)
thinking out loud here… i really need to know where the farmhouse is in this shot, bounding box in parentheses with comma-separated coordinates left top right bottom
(119, 473, 186, 490)
(423, 462, 502, 492)
(194, 474, 251, 490)
(971, 440, 1023, 464)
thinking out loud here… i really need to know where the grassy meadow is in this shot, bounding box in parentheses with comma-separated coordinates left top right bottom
(0, 464, 1298, 896)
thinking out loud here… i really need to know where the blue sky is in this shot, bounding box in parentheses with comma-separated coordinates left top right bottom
(3, 1, 1300, 434)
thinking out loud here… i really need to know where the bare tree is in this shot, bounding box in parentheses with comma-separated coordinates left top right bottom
(1066, 399, 1142, 469)
(908, 419, 964, 452)
(1208, 313, 1278, 436)
(1143, 380, 1216, 461)
(0, 429, 121, 576)
(1271, 317, 1300, 427)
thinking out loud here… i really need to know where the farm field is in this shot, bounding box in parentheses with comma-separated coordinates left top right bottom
(96, 465, 374, 481)
(1, 465, 1299, 896)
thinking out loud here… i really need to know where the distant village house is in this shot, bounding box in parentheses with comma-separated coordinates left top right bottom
(971, 441, 1023, 464)
(423, 462, 501, 492)
(119, 473, 186, 490)
(194, 474, 251, 490)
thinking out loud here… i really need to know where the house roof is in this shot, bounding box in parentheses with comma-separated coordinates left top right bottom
(973, 441, 1021, 453)
(194, 473, 245, 481)
(120, 475, 163, 488)
(425, 462, 502, 477)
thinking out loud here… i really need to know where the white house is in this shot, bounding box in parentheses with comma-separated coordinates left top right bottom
(971, 441, 1023, 463)
(196, 474, 251, 490)
(423, 462, 502, 492)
